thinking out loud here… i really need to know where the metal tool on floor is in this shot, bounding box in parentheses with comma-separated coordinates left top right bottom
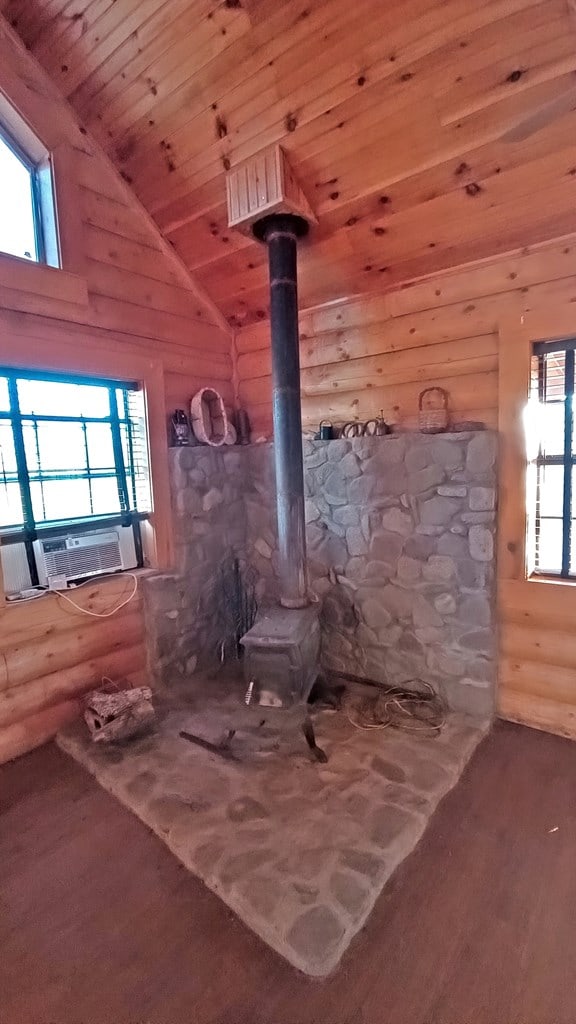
(179, 728, 237, 761)
(244, 674, 328, 763)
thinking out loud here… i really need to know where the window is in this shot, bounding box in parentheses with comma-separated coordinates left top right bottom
(0, 369, 151, 588)
(528, 339, 576, 578)
(0, 129, 40, 261)
(0, 113, 58, 267)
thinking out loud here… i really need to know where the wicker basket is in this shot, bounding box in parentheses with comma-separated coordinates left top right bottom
(418, 387, 449, 433)
(190, 387, 229, 446)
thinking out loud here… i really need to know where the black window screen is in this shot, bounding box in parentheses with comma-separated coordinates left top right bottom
(529, 339, 576, 578)
(0, 369, 151, 582)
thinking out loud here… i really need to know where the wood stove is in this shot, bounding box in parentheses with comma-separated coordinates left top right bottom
(240, 212, 319, 707)
(227, 154, 319, 707)
(241, 605, 320, 708)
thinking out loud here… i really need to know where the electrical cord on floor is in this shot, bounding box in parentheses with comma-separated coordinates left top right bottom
(331, 671, 447, 734)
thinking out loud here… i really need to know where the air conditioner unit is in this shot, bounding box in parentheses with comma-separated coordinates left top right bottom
(33, 526, 137, 587)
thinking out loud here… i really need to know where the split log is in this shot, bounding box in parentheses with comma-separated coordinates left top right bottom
(84, 686, 154, 743)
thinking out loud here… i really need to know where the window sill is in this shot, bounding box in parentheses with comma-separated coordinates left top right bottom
(0, 250, 88, 315)
(528, 574, 576, 587)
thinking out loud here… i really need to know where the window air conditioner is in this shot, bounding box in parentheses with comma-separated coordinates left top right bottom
(33, 527, 136, 586)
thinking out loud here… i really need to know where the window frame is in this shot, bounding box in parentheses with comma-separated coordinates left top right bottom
(0, 341, 172, 598)
(498, 310, 576, 590)
(531, 338, 576, 580)
(0, 367, 150, 586)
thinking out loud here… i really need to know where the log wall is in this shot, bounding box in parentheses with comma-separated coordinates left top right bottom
(0, 578, 147, 764)
(237, 234, 576, 437)
(237, 234, 576, 740)
(0, 21, 233, 763)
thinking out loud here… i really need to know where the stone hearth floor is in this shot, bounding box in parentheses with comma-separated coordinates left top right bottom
(57, 673, 488, 977)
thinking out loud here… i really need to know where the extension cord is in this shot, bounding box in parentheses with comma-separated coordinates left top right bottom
(7, 587, 46, 601)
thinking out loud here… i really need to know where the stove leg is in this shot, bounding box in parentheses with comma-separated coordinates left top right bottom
(302, 715, 328, 763)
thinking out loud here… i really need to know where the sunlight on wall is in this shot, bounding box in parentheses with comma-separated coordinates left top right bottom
(0, 132, 38, 261)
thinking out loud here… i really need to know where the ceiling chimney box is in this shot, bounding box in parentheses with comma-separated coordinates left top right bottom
(226, 144, 317, 235)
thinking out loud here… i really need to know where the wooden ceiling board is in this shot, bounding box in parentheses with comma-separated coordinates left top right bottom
(188, 88, 576, 270)
(143, 0, 565, 234)
(152, 12, 571, 223)
(112, 0, 383, 208)
(5, 0, 576, 325)
(170, 89, 576, 274)
(83, 0, 319, 152)
(93, 6, 250, 151)
(32, 0, 119, 63)
(125, 0, 535, 212)
(80, 2, 244, 142)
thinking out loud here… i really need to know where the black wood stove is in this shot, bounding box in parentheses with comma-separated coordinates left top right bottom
(240, 212, 320, 708)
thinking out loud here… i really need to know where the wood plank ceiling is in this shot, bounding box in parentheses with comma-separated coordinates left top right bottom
(4, 0, 576, 329)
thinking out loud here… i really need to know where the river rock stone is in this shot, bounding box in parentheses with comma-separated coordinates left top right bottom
(254, 537, 273, 558)
(434, 593, 457, 615)
(329, 871, 371, 921)
(324, 469, 347, 504)
(407, 464, 445, 494)
(438, 484, 467, 497)
(466, 433, 496, 474)
(397, 555, 422, 583)
(469, 525, 493, 562)
(346, 526, 368, 557)
(380, 507, 413, 536)
(422, 555, 456, 582)
(333, 505, 360, 527)
(202, 487, 223, 512)
(340, 451, 362, 478)
(420, 495, 462, 526)
(361, 597, 393, 630)
(327, 439, 350, 460)
(287, 906, 346, 963)
(432, 439, 465, 470)
(370, 530, 404, 566)
(469, 486, 495, 511)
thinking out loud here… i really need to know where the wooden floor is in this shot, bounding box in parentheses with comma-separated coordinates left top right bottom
(1, 722, 576, 1024)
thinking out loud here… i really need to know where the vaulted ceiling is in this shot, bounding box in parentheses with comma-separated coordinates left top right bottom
(4, 0, 576, 328)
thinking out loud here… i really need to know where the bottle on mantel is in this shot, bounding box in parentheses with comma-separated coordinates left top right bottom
(170, 409, 191, 446)
(234, 408, 252, 445)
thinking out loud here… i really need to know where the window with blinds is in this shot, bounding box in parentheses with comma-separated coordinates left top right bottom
(0, 369, 151, 584)
(528, 340, 576, 578)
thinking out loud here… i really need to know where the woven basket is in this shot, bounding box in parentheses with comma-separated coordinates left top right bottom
(418, 387, 449, 433)
(190, 387, 229, 446)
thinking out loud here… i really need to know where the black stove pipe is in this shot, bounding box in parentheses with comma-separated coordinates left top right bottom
(253, 212, 310, 609)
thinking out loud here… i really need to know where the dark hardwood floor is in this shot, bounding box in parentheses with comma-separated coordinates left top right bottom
(1, 721, 576, 1023)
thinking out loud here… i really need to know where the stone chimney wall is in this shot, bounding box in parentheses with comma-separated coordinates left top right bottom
(143, 431, 497, 716)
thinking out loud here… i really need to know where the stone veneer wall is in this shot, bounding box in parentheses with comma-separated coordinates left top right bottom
(143, 431, 497, 716)
(142, 446, 248, 686)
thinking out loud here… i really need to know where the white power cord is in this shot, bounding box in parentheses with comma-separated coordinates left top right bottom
(8, 572, 139, 617)
(55, 572, 139, 618)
